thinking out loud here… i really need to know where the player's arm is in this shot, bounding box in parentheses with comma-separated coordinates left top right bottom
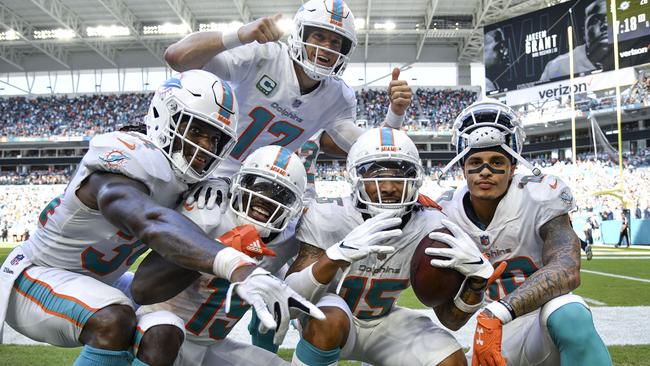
(285, 212, 402, 301)
(381, 68, 412, 129)
(131, 250, 201, 305)
(78, 171, 234, 274)
(319, 132, 349, 157)
(433, 277, 491, 331)
(165, 14, 283, 71)
(501, 213, 581, 317)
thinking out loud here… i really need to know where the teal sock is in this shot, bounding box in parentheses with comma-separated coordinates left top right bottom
(295, 338, 340, 366)
(248, 309, 279, 353)
(73, 345, 133, 366)
(131, 358, 149, 366)
(547, 303, 612, 366)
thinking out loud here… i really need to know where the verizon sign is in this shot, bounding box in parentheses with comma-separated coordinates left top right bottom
(505, 68, 637, 106)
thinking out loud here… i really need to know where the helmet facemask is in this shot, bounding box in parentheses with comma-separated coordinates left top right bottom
(162, 106, 236, 184)
(290, 24, 354, 80)
(229, 174, 301, 237)
(352, 159, 422, 217)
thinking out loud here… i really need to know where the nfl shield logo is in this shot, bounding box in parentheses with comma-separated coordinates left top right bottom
(480, 235, 490, 247)
(292, 99, 302, 108)
(11, 254, 24, 265)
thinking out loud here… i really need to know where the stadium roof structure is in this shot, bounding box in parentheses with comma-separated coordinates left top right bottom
(0, 0, 558, 73)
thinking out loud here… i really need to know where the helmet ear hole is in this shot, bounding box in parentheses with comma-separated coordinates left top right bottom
(153, 107, 159, 119)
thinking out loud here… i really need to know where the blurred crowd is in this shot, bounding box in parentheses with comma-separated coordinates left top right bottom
(356, 87, 478, 130)
(0, 93, 151, 138)
(0, 169, 71, 185)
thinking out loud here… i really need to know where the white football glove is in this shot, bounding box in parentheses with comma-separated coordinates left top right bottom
(326, 211, 402, 263)
(225, 267, 325, 345)
(425, 219, 494, 280)
(185, 177, 230, 211)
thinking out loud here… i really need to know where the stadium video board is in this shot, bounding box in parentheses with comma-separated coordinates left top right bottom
(484, 0, 650, 94)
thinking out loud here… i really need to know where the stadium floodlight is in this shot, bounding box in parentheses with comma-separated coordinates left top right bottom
(374, 21, 396, 31)
(0, 30, 20, 41)
(87, 25, 130, 38)
(33, 28, 76, 40)
(199, 21, 244, 32)
(143, 23, 191, 35)
(354, 18, 366, 30)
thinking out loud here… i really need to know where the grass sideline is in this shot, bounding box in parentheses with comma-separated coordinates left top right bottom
(2, 247, 650, 364)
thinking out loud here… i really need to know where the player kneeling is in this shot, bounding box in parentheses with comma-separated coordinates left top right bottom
(285, 128, 497, 366)
(437, 100, 611, 366)
(131, 145, 312, 366)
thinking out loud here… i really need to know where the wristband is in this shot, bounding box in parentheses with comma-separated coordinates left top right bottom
(222, 30, 243, 50)
(212, 247, 256, 281)
(485, 300, 515, 324)
(452, 277, 484, 313)
(384, 107, 405, 128)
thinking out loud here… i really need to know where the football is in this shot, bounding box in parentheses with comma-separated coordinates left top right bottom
(410, 228, 465, 307)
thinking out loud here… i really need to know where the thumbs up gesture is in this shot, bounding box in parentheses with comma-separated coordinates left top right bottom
(388, 67, 413, 116)
(238, 13, 283, 45)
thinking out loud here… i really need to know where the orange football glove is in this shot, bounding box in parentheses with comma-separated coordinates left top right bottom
(218, 225, 276, 258)
(472, 312, 506, 366)
(417, 193, 442, 210)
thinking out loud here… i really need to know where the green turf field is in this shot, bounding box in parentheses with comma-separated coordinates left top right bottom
(2, 246, 649, 365)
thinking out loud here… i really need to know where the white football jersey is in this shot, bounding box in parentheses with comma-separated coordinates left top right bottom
(437, 173, 576, 302)
(296, 196, 446, 320)
(146, 206, 300, 345)
(202, 42, 356, 178)
(21, 131, 187, 285)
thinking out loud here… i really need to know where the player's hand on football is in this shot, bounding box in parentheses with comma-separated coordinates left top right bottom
(237, 13, 283, 45)
(326, 211, 401, 263)
(226, 267, 325, 345)
(426, 219, 494, 279)
(185, 177, 230, 212)
(388, 68, 413, 116)
(472, 311, 507, 366)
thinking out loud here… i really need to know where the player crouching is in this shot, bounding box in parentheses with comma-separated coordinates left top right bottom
(437, 100, 611, 366)
(285, 127, 498, 366)
(130, 145, 312, 365)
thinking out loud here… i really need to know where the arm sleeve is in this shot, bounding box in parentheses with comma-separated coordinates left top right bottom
(531, 175, 576, 233)
(82, 132, 174, 194)
(201, 42, 259, 83)
(323, 84, 360, 152)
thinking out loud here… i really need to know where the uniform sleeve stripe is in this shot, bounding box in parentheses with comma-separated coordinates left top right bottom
(13, 271, 98, 329)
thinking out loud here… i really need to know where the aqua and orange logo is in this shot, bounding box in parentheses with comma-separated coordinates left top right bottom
(100, 149, 129, 170)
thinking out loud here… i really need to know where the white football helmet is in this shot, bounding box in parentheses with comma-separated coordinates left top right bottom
(347, 128, 423, 217)
(287, 0, 357, 80)
(144, 70, 238, 184)
(229, 146, 307, 237)
(440, 99, 541, 177)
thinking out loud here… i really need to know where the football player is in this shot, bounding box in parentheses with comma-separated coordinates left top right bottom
(129, 146, 322, 365)
(285, 127, 498, 366)
(164, 0, 413, 178)
(0, 71, 322, 366)
(436, 100, 611, 366)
